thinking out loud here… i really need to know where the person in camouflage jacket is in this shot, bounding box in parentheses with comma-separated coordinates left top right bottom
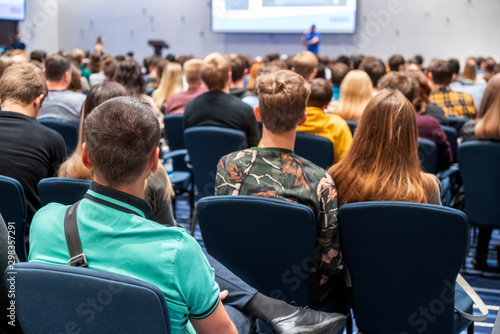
(215, 70, 343, 295)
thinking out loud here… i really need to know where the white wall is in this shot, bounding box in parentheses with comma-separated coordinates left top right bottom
(20, 0, 500, 66)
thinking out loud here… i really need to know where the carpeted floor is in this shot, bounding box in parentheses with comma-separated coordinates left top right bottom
(173, 194, 500, 333)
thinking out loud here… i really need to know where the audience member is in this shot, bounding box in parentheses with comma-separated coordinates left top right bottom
(448, 58, 461, 83)
(94, 36, 104, 56)
(0, 63, 66, 221)
(10, 33, 25, 50)
(330, 89, 441, 206)
(450, 58, 487, 107)
(184, 52, 259, 147)
(429, 60, 476, 119)
(388, 54, 405, 72)
(330, 63, 349, 101)
(378, 72, 452, 172)
(292, 51, 318, 82)
(334, 55, 351, 69)
(459, 74, 500, 271)
(229, 55, 253, 99)
(406, 69, 447, 124)
(216, 70, 343, 300)
(72, 49, 91, 81)
(297, 78, 353, 163)
(153, 62, 183, 110)
(165, 58, 206, 115)
(37, 54, 86, 124)
(111, 59, 164, 130)
(359, 57, 387, 95)
(30, 50, 47, 64)
(0, 56, 14, 78)
(89, 55, 112, 87)
(330, 70, 372, 121)
(483, 58, 497, 83)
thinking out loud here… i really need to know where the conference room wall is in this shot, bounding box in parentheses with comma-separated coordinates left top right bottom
(20, 0, 500, 66)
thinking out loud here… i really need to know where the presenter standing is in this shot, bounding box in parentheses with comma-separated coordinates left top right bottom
(302, 25, 321, 55)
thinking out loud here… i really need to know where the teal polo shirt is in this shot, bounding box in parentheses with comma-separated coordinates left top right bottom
(29, 182, 220, 333)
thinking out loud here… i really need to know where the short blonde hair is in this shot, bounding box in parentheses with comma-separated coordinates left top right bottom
(201, 53, 230, 90)
(292, 51, 318, 80)
(0, 63, 48, 105)
(257, 70, 310, 133)
(183, 58, 203, 85)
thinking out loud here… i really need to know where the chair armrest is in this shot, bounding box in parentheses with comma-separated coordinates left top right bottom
(162, 149, 188, 160)
(437, 165, 459, 180)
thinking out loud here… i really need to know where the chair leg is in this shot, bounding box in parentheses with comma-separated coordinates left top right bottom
(171, 197, 177, 219)
(467, 322, 474, 334)
(345, 312, 353, 334)
(190, 208, 198, 236)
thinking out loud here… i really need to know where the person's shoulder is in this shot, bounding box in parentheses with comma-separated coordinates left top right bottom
(185, 92, 208, 109)
(32, 203, 68, 229)
(219, 149, 252, 165)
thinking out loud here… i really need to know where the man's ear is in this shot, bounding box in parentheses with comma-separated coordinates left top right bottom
(297, 112, 307, 126)
(228, 71, 233, 83)
(254, 106, 262, 122)
(82, 143, 92, 170)
(309, 68, 318, 81)
(64, 70, 72, 85)
(33, 94, 45, 118)
(148, 147, 159, 174)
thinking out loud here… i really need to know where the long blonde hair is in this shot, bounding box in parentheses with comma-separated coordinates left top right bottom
(332, 70, 373, 121)
(476, 74, 500, 140)
(462, 58, 477, 83)
(153, 62, 183, 109)
(329, 89, 438, 206)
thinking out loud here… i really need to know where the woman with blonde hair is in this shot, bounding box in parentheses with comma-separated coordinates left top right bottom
(331, 69, 373, 121)
(153, 62, 183, 110)
(329, 89, 441, 207)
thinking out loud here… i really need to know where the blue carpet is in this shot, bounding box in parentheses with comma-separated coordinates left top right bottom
(174, 195, 500, 333)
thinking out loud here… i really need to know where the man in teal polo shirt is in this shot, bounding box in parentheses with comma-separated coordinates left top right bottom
(29, 97, 236, 333)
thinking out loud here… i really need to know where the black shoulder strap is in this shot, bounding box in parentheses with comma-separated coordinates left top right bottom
(64, 201, 88, 267)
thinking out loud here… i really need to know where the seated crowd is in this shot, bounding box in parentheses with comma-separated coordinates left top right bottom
(0, 46, 499, 333)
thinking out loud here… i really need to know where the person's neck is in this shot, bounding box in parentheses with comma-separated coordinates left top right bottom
(47, 81, 69, 91)
(260, 127, 296, 151)
(188, 82, 203, 89)
(432, 83, 448, 89)
(1, 102, 36, 118)
(93, 177, 146, 200)
(210, 85, 230, 94)
(229, 79, 245, 89)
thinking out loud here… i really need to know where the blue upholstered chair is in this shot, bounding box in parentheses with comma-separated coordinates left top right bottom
(339, 201, 472, 333)
(345, 120, 358, 136)
(38, 119, 79, 155)
(458, 141, 500, 229)
(38, 177, 91, 206)
(7, 262, 171, 334)
(418, 138, 438, 174)
(163, 114, 188, 172)
(0, 175, 27, 262)
(442, 125, 458, 163)
(294, 133, 334, 169)
(446, 116, 469, 133)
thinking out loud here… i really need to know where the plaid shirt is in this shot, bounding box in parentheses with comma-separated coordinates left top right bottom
(429, 86, 476, 119)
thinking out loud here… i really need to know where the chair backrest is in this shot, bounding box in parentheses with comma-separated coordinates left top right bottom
(38, 177, 92, 206)
(446, 116, 469, 133)
(418, 137, 438, 174)
(8, 262, 171, 334)
(184, 127, 247, 198)
(441, 125, 458, 163)
(0, 175, 27, 262)
(38, 119, 79, 156)
(164, 114, 185, 151)
(197, 195, 316, 306)
(339, 201, 468, 334)
(458, 141, 500, 227)
(295, 133, 334, 169)
(346, 120, 358, 136)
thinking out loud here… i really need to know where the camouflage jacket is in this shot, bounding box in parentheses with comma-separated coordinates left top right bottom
(215, 147, 342, 287)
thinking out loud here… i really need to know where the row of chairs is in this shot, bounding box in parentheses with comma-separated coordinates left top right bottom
(3, 198, 477, 333)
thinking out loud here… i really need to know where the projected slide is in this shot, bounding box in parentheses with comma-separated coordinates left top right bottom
(213, 0, 356, 33)
(0, 0, 25, 20)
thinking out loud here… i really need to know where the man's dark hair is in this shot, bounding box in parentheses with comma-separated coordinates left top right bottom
(378, 72, 414, 102)
(30, 50, 46, 63)
(388, 54, 405, 72)
(414, 55, 424, 65)
(85, 97, 160, 186)
(308, 78, 333, 108)
(111, 60, 145, 96)
(476, 57, 486, 67)
(315, 62, 326, 79)
(331, 63, 349, 85)
(431, 60, 454, 85)
(359, 57, 387, 87)
(335, 55, 351, 67)
(265, 53, 280, 63)
(448, 58, 460, 75)
(351, 55, 365, 70)
(126, 51, 134, 58)
(230, 55, 248, 83)
(45, 54, 71, 81)
(115, 55, 125, 61)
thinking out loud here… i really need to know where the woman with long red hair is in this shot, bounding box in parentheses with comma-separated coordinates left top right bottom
(329, 89, 441, 206)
